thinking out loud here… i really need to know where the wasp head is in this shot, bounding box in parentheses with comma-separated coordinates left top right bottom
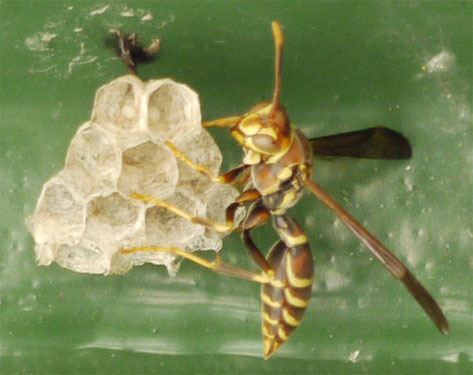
(230, 101, 292, 164)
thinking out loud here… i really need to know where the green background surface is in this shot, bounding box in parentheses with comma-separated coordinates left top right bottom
(1, 1, 472, 374)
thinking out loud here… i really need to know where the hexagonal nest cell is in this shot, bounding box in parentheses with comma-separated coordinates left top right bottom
(26, 76, 240, 276)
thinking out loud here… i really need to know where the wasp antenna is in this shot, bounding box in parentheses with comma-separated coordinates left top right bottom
(271, 21, 284, 113)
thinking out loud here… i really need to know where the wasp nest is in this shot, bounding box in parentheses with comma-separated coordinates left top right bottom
(26, 76, 240, 276)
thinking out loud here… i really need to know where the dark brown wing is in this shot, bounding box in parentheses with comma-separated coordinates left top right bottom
(304, 179, 450, 335)
(309, 126, 412, 159)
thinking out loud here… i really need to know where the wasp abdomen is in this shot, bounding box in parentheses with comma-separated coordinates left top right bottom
(262, 215, 314, 359)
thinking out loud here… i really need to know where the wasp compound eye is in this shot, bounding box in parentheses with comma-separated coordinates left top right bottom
(251, 134, 280, 154)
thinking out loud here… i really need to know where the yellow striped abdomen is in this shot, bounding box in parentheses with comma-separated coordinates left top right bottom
(261, 216, 314, 359)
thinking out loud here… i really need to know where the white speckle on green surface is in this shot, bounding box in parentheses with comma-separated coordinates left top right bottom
(424, 50, 456, 73)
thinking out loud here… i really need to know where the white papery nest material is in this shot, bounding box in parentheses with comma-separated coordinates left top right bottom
(26, 75, 241, 276)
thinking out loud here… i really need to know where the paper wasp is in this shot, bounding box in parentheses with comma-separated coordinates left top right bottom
(116, 22, 450, 359)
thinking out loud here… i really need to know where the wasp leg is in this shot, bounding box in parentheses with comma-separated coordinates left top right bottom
(241, 203, 274, 275)
(203, 116, 242, 128)
(243, 230, 273, 276)
(131, 188, 262, 234)
(132, 193, 231, 233)
(225, 189, 262, 230)
(165, 141, 249, 184)
(122, 246, 271, 284)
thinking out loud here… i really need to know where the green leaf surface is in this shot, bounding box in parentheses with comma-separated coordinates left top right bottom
(1, 1, 472, 374)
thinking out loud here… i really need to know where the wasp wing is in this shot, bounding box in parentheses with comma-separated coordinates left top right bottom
(304, 179, 450, 334)
(309, 126, 412, 159)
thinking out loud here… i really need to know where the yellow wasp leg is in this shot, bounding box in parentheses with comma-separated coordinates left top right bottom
(133, 140, 253, 234)
(165, 141, 248, 185)
(202, 116, 241, 128)
(122, 246, 271, 284)
(131, 193, 233, 233)
(165, 141, 223, 183)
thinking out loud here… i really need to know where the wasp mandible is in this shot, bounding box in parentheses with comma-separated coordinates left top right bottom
(121, 22, 449, 359)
